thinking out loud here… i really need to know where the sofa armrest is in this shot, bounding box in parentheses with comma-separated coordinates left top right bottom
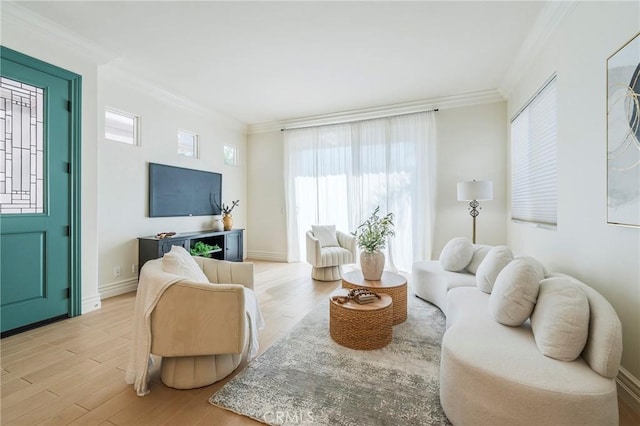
(150, 281, 246, 356)
(336, 230, 356, 258)
(194, 257, 254, 290)
(306, 231, 322, 266)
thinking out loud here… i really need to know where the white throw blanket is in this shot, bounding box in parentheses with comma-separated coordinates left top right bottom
(125, 260, 264, 396)
(244, 287, 265, 360)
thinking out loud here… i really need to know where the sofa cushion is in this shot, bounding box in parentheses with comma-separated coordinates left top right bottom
(531, 277, 590, 361)
(475, 246, 513, 293)
(466, 244, 492, 275)
(439, 237, 474, 272)
(312, 225, 339, 247)
(545, 273, 622, 379)
(162, 245, 209, 283)
(489, 258, 544, 326)
(515, 255, 548, 277)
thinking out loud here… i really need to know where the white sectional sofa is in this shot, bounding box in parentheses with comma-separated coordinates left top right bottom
(412, 239, 623, 426)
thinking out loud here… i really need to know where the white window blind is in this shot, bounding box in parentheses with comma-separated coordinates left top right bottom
(105, 108, 139, 145)
(511, 76, 557, 227)
(178, 129, 199, 158)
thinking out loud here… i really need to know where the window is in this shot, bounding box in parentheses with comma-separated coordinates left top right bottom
(511, 76, 558, 227)
(178, 129, 199, 158)
(105, 108, 139, 145)
(0, 77, 45, 213)
(224, 145, 238, 166)
(284, 111, 437, 272)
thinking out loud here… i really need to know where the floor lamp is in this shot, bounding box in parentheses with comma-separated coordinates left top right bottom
(457, 180, 493, 244)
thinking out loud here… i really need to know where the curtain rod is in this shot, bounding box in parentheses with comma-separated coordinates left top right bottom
(280, 108, 439, 132)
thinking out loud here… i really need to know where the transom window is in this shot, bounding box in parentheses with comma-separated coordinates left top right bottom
(105, 107, 139, 146)
(224, 145, 238, 166)
(178, 129, 199, 158)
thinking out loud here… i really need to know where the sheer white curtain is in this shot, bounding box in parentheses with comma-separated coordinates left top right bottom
(284, 111, 437, 272)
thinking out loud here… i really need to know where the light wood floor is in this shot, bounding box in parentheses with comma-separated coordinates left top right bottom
(1, 260, 638, 425)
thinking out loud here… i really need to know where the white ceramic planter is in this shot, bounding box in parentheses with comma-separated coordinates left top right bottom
(360, 250, 385, 280)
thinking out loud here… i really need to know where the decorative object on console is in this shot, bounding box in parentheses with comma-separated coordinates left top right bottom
(352, 206, 395, 281)
(218, 199, 239, 214)
(223, 214, 233, 231)
(189, 241, 221, 258)
(212, 215, 224, 232)
(214, 199, 239, 231)
(457, 179, 493, 243)
(155, 231, 176, 239)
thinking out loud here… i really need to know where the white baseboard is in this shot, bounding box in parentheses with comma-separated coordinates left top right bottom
(99, 277, 139, 299)
(617, 366, 640, 413)
(247, 250, 287, 262)
(81, 294, 102, 314)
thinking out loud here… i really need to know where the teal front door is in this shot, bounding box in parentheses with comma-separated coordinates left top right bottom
(0, 47, 81, 335)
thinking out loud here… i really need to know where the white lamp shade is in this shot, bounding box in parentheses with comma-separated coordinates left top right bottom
(457, 180, 493, 201)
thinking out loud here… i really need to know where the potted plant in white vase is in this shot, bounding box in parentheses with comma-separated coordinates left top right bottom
(352, 206, 395, 281)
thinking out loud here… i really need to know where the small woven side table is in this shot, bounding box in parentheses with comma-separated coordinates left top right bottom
(342, 270, 408, 325)
(329, 288, 393, 350)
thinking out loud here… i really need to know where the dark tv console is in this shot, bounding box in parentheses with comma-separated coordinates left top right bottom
(138, 229, 244, 271)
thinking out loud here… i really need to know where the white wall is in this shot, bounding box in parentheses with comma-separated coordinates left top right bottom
(434, 102, 508, 255)
(506, 2, 640, 379)
(247, 101, 508, 264)
(97, 65, 248, 297)
(2, 11, 102, 313)
(247, 130, 288, 261)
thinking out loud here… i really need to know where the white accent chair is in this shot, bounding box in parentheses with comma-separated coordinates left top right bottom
(148, 257, 254, 389)
(306, 227, 356, 281)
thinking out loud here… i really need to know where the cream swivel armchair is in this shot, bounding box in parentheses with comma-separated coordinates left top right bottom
(306, 225, 356, 281)
(147, 256, 255, 390)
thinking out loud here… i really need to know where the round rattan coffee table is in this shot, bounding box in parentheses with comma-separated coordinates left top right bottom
(342, 270, 408, 325)
(329, 288, 393, 350)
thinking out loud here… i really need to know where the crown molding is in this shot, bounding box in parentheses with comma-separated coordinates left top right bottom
(101, 64, 248, 134)
(1, 1, 118, 64)
(248, 89, 505, 134)
(499, 0, 577, 98)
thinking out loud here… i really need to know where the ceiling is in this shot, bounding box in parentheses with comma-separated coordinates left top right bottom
(13, 1, 546, 125)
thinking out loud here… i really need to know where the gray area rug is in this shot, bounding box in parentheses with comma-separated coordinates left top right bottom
(210, 293, 451, 426)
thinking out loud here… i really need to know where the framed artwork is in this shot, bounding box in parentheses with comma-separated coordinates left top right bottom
(607, 32, 640, 227)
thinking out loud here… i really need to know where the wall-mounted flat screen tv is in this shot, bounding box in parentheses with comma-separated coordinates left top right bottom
(149, 163, 222, 217)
